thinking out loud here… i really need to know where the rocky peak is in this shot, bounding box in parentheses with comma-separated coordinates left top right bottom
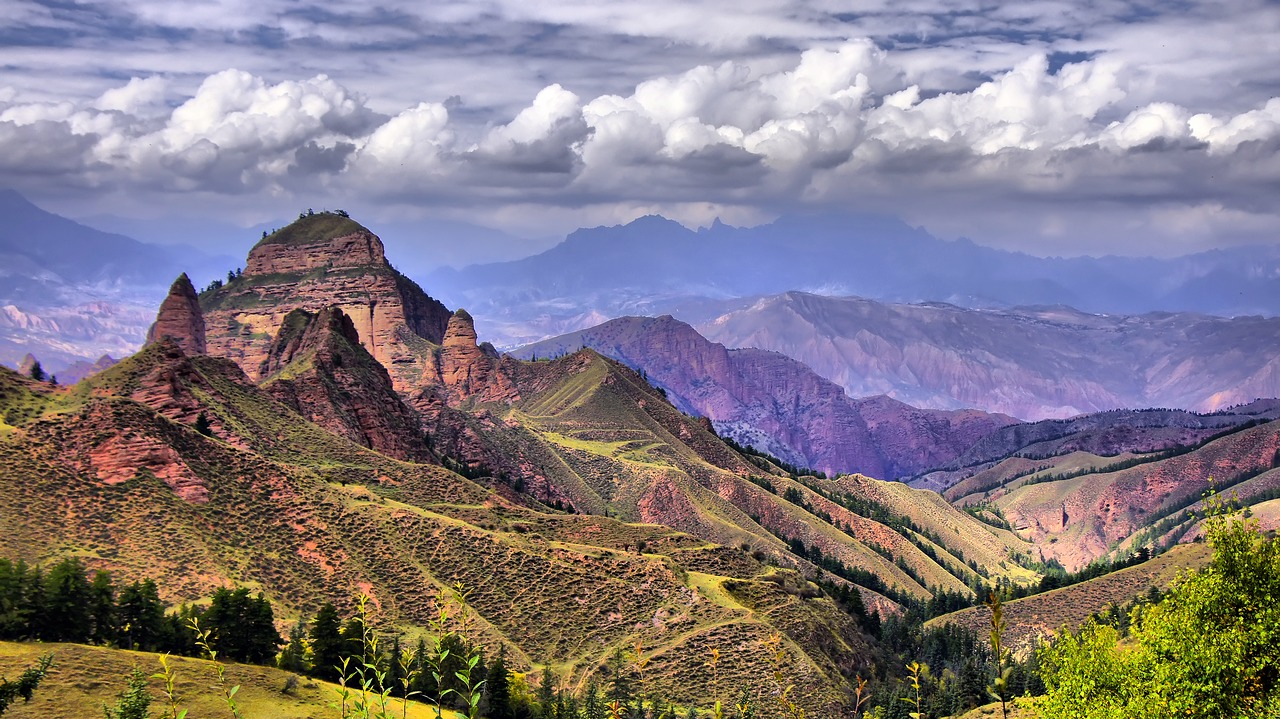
(200, 213, 452, 389)
(259, 305, 432, 461)
(245, 213, 386, 276)
(443, 308, 478, 348)
(16, 353, 38, 377)
(146, 273, 207, 355)
(439, 308, 517, 404)
(260, 307, 362, 377)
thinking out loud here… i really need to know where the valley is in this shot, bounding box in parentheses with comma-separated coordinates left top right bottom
(1, 210, 1276, 718)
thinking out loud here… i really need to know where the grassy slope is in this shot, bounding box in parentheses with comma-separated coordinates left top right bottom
(985, 422, 1280, 570)
(832, 475, 1039, 586)
(923, 542, 1212, 654)
(945, 450, 1151, 505)
(490, 351, 1037, 604)
(256, 213, 368, 247)
(0, 641, 452, 719)
(0, 355, 863, 708)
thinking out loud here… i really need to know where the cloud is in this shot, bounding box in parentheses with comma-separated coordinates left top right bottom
(1, 0, 1279, 256)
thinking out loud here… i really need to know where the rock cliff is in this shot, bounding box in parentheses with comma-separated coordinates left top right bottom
(200, 213, 452, 390)
(438, 309, 519, 405)
(260, 307, 432, 462)
(145, 273, 206, 355)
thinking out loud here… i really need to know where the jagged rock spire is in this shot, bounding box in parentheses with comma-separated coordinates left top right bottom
(146, 273, 207, 355)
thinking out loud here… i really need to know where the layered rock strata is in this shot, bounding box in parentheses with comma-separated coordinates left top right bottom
(146, 273, 206, 355)
(199, 213, 451, 390)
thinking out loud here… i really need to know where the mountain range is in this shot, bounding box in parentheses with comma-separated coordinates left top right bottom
(5, 210, 1280, 713)
(686, 292, 1280, 420)
(2, 212, 1046, 708)
(0, 189, 234, 374)
(513, 314, 1018, 479)
(427, 213, 1280, 349)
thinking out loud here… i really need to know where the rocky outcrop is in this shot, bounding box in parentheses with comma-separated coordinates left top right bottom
(200, 213, 452, 390)
(260, 307, 433, 462)
(438, 309, 519, 405)
(146, 274, 207, 355)
(515, 316, 1017, 479)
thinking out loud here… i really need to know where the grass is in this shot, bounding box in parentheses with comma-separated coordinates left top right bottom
(0, 641, 455, 719)
(924, 542, 1212, 654)
(256, 214, 369, 248)
(0, 351, 871, 707)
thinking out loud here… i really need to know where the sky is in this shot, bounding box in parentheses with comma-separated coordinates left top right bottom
(1, 0, 1278, 259)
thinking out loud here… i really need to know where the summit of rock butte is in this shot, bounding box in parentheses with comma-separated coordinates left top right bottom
(199, 212, 452, 389)
(145, 273, 207, 355)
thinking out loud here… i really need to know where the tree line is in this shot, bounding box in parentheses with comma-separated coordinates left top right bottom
(0, 557, 278, 662)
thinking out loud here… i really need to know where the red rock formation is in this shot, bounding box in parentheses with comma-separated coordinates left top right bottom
(260, 307, 433, 462)
(200, 213, 451, 390)
(439, 309, 520, 405)
(146, 273, 206, 355)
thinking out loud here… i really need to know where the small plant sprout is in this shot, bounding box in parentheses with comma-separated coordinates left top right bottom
(425, 586, 458, 719)
(396, 641, 422, 719)
(448, 583, 486, 719)
(764, 633, 804, 719)
(901, 661, 927, 719)
(708, 647, 723, 719)
(733, 687, 756, 719)
(987, 591, 1012, 719)
(852, 675, 870, 718)
(191, 617, 245, 719)
(632, 638, 651, 713)
(152, 654, 188, 719)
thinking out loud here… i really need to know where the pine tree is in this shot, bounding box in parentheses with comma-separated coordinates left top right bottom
(117, 579, 165, 651)
(278, 619, 310, 674)
(386, 635, 404, 697)
(27, 362, 44, 382)
(582, 680, 604, 719)
(0, 654, 52, 715)
(202, 588, 281, 664)
(605, 649, 634, 705)
(487, 647, 513, 719)
(89, 570, 116, 645)
(0, 560, 36, 640)
(309, 602, 345, 682)
(103, 668, 152, 719)
(39, 558, 92, 643)
(194, 412, 213, 437)
(160, 604, 201, 656)
(536, 664, 556, 719)
(340, 617, 367, 665)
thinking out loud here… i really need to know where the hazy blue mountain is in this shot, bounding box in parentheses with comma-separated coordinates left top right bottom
(427, 213, 1280, 348)
(0, 190, 233, 374)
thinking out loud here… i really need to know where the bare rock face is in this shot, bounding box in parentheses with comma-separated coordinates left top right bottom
(439, 309, 519, 404)
(146, 273, 206, 355)
(516, 315, 1017, 478)
(200, 213, 451, 390)
(260, 306, 432, 462)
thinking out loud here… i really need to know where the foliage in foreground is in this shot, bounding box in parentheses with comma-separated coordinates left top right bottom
(1038, 506, 1280, 718)
(0, 654, 51, 716)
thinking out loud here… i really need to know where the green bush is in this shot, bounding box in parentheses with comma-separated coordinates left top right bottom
(1038, 504, 1280, 718)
